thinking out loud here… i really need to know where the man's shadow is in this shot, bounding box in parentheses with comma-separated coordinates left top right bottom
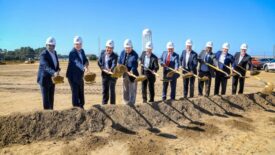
(145, 101, 205, 132)
(93, 105, 136, 134)
(128, 104, 178, 139)
(163, 100, 205, 126)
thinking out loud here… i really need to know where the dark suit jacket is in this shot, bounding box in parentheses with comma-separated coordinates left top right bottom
(139, 51, 159, 76)
(198, 50, 215, 77)
(159, 51, 179, 70)
(180, 50, 198, 74)
(66, 48, 89, 84)
(214, 51, 234, 75)
(118, 49, 139, 76)
(232, 52, 253, 75)
(37, 50, 60, 86)
(98, 50, 118, 78)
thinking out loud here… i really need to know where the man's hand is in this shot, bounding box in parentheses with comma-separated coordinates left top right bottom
(84, 67, 88, 72)
(53, 72, 58, 77)
(161, 63, 167, 67)
(85, 62, 89, 68)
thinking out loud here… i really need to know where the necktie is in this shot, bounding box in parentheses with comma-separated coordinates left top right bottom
(205, 54, 209, 62)
(166, 52, 171, 66)
(125, 53, 129, 65)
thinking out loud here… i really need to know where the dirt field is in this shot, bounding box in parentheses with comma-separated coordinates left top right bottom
(0, 61, 275, 155)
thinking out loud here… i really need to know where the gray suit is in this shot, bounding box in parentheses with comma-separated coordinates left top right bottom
(198, 50, 215, 96)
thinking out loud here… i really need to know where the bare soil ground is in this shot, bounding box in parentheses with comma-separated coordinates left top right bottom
(0, 62, 274, 155)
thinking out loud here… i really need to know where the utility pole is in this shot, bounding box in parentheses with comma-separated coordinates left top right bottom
(98, 37, 101, 56)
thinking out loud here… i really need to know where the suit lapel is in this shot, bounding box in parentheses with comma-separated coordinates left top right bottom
(188, 51, 193, 66)
(45, 50, 55, 70)
(149, 54, 153, 68)
(54, 51, 59, 70)
(141, 52, 145, 65)
(102, 52, 106, 68)
(236, 53, 240, 64)
(164, 52, 168, 63)
(75, 49, 83, 64)
(239, 53, 247, 64)
(182, 51, 186, 67)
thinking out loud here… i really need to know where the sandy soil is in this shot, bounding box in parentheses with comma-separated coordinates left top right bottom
(0, 61, 274, 155)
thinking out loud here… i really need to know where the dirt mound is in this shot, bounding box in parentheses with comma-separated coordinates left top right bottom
(0, 92, 274, 147)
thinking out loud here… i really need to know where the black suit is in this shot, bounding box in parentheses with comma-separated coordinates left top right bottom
(37, 50, 60, 109)
(66, 48, 89, 108)
(98, 50, 118, 104)
(232, 52, 253, 94)
(197, 50, 215, 96)
(214, 51, 234, 95)
(139, 51, 159, 102)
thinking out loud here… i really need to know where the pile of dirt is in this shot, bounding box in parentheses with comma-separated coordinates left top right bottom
(0, 92, 274, 147)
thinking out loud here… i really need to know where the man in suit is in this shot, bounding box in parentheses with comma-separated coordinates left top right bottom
(98, 40, 118, 104)
(160, 41, 179, 101)
(37, 37, 60, 110)
(214, 42, 234, 95)
(139, 42, 159, 103)
(197, 41, 215, 96)
(180, 39, 198, 98)
(118, 39, 139, 105)
(66, 36, 89, 109)
(232, 43, 253, 94)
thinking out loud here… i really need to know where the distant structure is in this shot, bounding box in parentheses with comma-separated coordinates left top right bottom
(142, 28, 152, 51)
(273, 45, 275, 58)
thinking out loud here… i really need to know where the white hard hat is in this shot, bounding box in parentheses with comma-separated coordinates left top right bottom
(185, 39, 193, 46)
(74, 36, 82, 44)
(205, 41, 213, 48)
(222, 42, 230, 49)
(124, 39, 133, 48)
(145, 41, 153, 49)
(45, 37, 56, 45)
(166, 41, 174, 49)
(106, 40, 114, 48)
(240, 43, 248, 50)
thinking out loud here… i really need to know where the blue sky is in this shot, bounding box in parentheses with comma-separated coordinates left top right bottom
(1, 0, 274, 57)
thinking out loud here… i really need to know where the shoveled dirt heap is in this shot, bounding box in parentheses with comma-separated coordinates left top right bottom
(0, 93, 274, 147)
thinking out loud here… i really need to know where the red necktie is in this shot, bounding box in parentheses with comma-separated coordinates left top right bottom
(166, 52, 171, 66)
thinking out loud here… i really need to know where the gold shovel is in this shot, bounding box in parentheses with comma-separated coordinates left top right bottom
(237, 65, 273, 94)
(141, 64, 170, 82)
(111, 65, 128, 78)
(205, 63, 231, 77)
(84, 68, 96, 84)
(180, 67, 209, 81)
(127, 72, 147, 82)
(52, 72, 64, 84)
(219, 63, 247, 78)
(140, 64, 159, 77)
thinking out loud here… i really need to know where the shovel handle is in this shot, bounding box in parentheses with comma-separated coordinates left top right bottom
(127, 72, 137, 78)
(103, 69, 113, 75)
(223, 64, 244, 77)
(180, 67, 201, 79)
(167, 67, 183, 75)
(141, 64, 159, 77)
(206, 63, 229, 77)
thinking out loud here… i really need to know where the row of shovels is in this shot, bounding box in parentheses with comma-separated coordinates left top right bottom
(52, 63, 274, 94)
(52, 68, 96, 85)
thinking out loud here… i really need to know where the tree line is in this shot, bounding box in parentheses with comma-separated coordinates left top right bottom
(0, 47, 98, 61)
